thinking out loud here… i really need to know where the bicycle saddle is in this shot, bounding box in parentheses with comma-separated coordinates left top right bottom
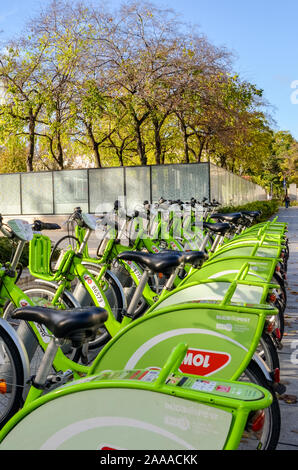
(177, 250, 207, 267)
(241, 211, 261, 218)
(203, 222, 230, 235)
(117, 251, 182, 274)
(11, 306, 108, 347)
(210, 212, 243, 223)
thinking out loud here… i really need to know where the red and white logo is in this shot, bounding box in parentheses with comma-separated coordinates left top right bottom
(179, 348, 231, 376)
(84, 274, 93, 285)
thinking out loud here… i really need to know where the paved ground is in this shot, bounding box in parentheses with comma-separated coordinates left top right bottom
(273, 207, 298, 450)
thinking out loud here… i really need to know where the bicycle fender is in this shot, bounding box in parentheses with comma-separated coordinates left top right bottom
(252, 353, 273, 384)
(105, 269, 127, 310)
(82, 263, 127, 310)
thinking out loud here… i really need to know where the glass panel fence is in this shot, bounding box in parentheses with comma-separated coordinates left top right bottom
(0, 174, 21, 215)
(151, 163, 209, 202)
(210, 164, 266, 205)
(125, 166, 150, 211)
(53, 170, 88, 214)
(89, 167, 125, 214)
(0, 163, 267, 216)
(21, 172, 53, 214)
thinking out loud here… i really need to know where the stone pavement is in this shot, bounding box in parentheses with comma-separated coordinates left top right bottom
(271, 206, 298, 450)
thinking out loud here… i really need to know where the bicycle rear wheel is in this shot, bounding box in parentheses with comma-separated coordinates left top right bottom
(0, 323, 24, 429)
(257, 332, 280, 372)
(238, 360, 281, 450)
(71, 265, 125, 351)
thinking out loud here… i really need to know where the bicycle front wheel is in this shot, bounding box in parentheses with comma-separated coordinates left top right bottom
(3, 282, 78, 376)
(0, 323, 24, 429)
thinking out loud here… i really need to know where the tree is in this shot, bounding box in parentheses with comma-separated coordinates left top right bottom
(0, 137, 27, 173)
(0, 42, 45, 171)
(0, 0, 285, 186)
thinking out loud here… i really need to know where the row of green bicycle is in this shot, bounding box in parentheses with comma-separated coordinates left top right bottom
(0, 197, 289, 450)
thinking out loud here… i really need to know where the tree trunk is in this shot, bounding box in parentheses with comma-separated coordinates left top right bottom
(57, 132, 64, 170)
(151, 115, 162, 165)
(219, 154, 227, 168)
(182, 124, 190, 163)
(154, 128, 162, 165)
(85, 122, 101, 168)
(197, 138, 205, 163)
(177, 114, 190, 163)
(92, 140, 101, 168)
(135, 121, 147, 165)
(27, 115, 35, 172)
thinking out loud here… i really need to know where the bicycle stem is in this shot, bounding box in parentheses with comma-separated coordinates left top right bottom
(125, 269, 151, 319)
(10, 240, 26, 271)
(33, 337, 60, 388)
(77, 228, 91, 255)
(209, 234, 225, 253)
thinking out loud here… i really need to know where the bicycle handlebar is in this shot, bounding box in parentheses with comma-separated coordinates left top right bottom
(33, 220, 61, 232)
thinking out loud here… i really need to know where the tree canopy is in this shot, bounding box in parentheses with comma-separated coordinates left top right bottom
(0, 0, 297, 195)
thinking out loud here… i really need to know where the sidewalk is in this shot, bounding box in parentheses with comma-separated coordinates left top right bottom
(274, 207, 298, 449)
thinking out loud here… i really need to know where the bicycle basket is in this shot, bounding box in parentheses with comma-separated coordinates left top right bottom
(29, 234, 53, 279)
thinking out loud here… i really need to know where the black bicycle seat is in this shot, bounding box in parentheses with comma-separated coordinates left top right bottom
(12, 306, 108, 347)
(177, 250, 207, 267)
(241, 211, 261, 218)
(203, 222, 230, 235)
(210, 212, 243, 223)
(117, 251, 182, 274)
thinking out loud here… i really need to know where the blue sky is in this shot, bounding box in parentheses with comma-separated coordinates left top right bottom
(1, 0, 298, 138)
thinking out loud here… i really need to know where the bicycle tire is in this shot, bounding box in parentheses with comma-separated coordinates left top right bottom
(273, 299, 285, 340)
(3, 283, 79, 372)
(7, 276, 119, 360)
(71, 264, 124, 351)
(257, 332, 280, 371)
(76, 264, 124, 321)
(238, 360, 281, 450)
(0, 324, 24, 429)
(273, 273, 287, 310)
(110, 263, 152, 319)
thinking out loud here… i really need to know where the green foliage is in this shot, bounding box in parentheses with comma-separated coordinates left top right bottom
(0, 138, 27, 173)
(220, 199, 280, 223)
(0, 0, 296, 188)
(253, 131, 298, 195)
(0, 238, 29, 266)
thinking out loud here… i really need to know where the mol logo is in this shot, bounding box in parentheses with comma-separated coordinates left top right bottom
(179, 348, 231, 376)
